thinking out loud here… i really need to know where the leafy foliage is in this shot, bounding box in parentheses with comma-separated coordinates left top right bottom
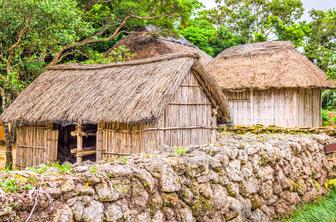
(174, 146, 189, 156)
(0, 174, 38, 193)
(304, 9, 336, 79)
(0, 0, 92, 111)
(179, 14, 242, 56)
(77, 45, 135, 64)
(322, 90, 336, 110)
(210, 0, 304, 44)
(321, 109, 336, 126)
(27, 162, 73, 174)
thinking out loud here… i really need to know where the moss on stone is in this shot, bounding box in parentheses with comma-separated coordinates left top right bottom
(191, 197, 214, 219)
(162, 193, 181, 208)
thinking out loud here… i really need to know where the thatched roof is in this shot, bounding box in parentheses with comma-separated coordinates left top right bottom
(110, 32, 213, 66)
(2, 53, 229, 125)
(207, 41, 334, 90)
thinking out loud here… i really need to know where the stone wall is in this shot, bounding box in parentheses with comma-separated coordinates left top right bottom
(0, 133, 336, 222)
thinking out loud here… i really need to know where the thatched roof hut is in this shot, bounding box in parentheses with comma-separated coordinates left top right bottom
(2, 53, 229, 168)
(207, 41, 334, 127)
(208, 41, 334, 90)
(110, 32, 213, 66)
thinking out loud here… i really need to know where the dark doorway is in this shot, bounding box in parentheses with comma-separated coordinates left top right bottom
(57, 124, 97, 163)
(82, 124, 97, 162)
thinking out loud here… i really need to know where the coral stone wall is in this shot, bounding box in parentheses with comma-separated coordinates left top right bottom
(0, 133, 336, 222)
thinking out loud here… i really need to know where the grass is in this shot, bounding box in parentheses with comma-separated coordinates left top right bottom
(282, 189, 336, 222)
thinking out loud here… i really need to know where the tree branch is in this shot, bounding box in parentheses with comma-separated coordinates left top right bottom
(6, 25, 28, 73)
(58, 49, 89, 62)
(48, 14, 165, 66)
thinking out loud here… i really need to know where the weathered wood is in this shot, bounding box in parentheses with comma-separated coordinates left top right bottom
(74, 124, 83, 163)
(76, 150, 96, 157)
(15, 125, 59, 168)
(168, 103, 211, 105)
(144, 126, 215, 131)
(16, 145, 46, 149)
(71, 146, 95, 154)
(325, 144, 336, 154)
(96, 123, 103, 161)
(224, 88, 322, 128)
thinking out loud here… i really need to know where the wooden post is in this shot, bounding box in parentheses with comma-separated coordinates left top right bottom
(75, 124, 83, 163)
(71, 124, 97, 163)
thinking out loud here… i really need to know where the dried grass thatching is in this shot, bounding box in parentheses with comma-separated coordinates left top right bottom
(110, 32, 213, 66)
(2, 53, 229, 124)
(207, 41, 334, 90)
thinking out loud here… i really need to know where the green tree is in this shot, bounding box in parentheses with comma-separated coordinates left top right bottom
(179, 0, 307, 57)
(0, 0, 92, 168)
(210, 0, 304, 43)
(304, 9, 336, 79)
(179, 17, 243, 56)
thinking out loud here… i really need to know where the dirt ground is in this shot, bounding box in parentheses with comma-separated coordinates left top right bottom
(0, 145, 16, 170)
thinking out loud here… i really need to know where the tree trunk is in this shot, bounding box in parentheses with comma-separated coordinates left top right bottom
(1, 93, 15, 169)
(4, 122, 14, 169)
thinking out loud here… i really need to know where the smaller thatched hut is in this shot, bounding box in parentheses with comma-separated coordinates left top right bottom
(207, 41, 334, 128)
(1, 53, 229, 168)
(110, 32, 213, 66)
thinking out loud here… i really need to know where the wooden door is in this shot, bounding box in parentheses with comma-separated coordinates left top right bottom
(16, 126, 58, 168)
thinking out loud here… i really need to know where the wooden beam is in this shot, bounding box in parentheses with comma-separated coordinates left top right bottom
(71, 146, 95, 154)
(168, 103, 212, 105)
(77, 150, 96, 157)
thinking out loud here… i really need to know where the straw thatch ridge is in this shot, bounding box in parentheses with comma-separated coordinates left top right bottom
(110, 32, 213, 66)
(207, 41, 334, 90)
(2, 53, 229, 124)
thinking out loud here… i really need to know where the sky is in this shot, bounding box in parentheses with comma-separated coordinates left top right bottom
(199, 0, 336, 20)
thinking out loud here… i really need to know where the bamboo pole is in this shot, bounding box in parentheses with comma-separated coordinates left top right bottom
(74, 124, 83, 163)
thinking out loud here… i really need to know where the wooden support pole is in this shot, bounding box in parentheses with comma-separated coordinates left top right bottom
(76, 124, 83, 163)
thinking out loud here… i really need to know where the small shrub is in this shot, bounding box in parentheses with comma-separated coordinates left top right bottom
(174, 146, 188, 156)
(89, 165, 98, 175)
(322, 109, 336, 126)
(53, 162, 72, 174)
(324, 178, 336, 190)
(28, 162, 72, 174)
(0, 178, 18, 193)
(115, 156, 129, 164)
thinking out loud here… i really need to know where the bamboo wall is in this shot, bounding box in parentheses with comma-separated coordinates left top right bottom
(98, 71, 217, 157)
(97, 122, 156, 160)
(16, 125, 58, 168)
(225, 88, 321, 128)
(155, 71, 216, 147)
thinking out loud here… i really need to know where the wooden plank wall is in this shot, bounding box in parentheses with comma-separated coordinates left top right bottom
(98, 122, 150, 159)
(98, 70, 217, 157)
(254, 89, 295, 126)
(154, 71, 215, 147)
(225, 88, 321, 128)
(16, 125, 58, 168)
(296, 88, 321, 127)
(225, 90, 251, 125)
